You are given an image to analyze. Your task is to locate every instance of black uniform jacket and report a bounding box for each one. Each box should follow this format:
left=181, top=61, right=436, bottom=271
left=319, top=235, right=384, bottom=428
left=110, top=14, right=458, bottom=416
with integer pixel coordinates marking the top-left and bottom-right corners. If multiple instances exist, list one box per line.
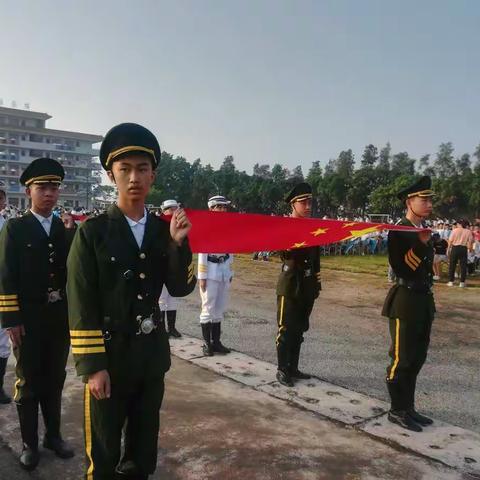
left=0, top=212, right=74, bottom=329
left=382, top=217, right=435, bottom=319
left=67, top=205, right=196, bottom=377
left=276, top=246, right=321, bottom=300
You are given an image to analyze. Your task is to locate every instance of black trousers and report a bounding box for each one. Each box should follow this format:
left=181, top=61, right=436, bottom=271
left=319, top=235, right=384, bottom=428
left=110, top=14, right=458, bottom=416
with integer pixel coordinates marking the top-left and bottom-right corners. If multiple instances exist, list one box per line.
left=84, top=331, right=168, bottom=480
left=276, top=295, right=314, bottom=372
left=13, top=302, right=70, bottom=441
left=386, top=314, right=433, bottom=411
left=449, top=245, right=468, bottom=282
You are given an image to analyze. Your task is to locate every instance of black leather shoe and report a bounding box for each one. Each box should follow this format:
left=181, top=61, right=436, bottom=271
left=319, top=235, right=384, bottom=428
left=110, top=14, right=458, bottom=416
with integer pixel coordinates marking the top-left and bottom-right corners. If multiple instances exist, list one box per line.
left=276, top=370, right=294, bottom=387
left=408, top=409, right=434, bottom=426
left=388, top=410, right=423, bottom=432
left=19, top=445, right=40, bottom=471
left=290, top=369, right=311, bottom=380
left=202, top=343, right=214, bottom=356
left=168, top=328, right=182, bottom=338
left=116, top=460, right=149, bottom=479
left=43, top=437, right=75, bottom=459
left=212, top=342, right=231, bottom=354
left=0, top=387, right=11, bottom=404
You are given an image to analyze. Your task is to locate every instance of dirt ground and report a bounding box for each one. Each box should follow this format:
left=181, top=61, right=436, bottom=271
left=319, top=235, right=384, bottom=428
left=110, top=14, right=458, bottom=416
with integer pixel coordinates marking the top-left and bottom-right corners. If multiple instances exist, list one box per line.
left=176, top=254, right=480, bottom=433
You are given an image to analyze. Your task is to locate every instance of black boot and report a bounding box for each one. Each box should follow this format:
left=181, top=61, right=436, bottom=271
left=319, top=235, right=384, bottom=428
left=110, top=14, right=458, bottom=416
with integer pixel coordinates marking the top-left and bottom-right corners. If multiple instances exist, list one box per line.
left=277, top=343, right=294, bottom=387
left=405, top=376, right=433, bottom=426
left=386, top=381, right=422, bottom=432
left=387, top=410, right=423, bottom=432
left=40, top=392, right=74, bottom=459
left=289, top=341, right=311, bottom=379
left=17, top=400, right=40, bottom=470
left=276, top=370, right=294, bottom=387
left=0, top=357, right=11, bottom=404
left=167, top=311, right=181, bottom=338
left=211, top=323, right=230, bottom=354
left=201, top=323, right=214, bottom=356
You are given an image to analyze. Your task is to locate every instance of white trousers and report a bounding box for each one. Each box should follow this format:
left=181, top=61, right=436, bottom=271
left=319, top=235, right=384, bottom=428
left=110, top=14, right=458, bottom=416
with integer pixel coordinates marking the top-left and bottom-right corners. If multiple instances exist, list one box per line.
left=0, top=328, right=10, bottom=359
left=199, top=279, right=230, bottom=324
left=159, top=286, right=177, bottom=312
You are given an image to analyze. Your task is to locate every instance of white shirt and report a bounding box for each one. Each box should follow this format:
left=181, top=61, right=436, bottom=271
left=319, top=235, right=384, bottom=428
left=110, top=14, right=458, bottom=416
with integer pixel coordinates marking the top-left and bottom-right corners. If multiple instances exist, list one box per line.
left=124, top=208, right=148, bottom=248
left=31, top=210, right=53, bottom=236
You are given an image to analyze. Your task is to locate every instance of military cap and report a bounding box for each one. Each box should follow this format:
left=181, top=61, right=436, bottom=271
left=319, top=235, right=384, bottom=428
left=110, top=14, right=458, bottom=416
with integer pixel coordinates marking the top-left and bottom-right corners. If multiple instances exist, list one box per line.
left=161, top=199, right=179, bottom=211
left=285, top=182, right=313, bottom=204
left=208, top=195, right=231, bottom=209
left=397, top=176, right=435, bottom=201
left=20, top=157, right=64, bottom=187
left=99, top=123, right=161, bottom=171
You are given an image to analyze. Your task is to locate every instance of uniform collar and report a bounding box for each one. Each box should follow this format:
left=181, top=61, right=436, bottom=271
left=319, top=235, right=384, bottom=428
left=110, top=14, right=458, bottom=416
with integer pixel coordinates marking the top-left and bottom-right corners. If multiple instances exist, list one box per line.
left=124, top=208, right=148, bottom=227
left=30, top=209, right=53, bottom=224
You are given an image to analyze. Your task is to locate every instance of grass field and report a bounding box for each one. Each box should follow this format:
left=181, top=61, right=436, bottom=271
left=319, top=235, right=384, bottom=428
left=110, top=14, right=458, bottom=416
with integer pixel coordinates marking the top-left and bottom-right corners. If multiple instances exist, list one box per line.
left=229, top=253, right=480, bottom=287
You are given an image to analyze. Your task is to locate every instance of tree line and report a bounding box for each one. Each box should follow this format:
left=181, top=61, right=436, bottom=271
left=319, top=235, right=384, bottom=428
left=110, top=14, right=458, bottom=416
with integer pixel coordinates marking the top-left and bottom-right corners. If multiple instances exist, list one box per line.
left=145, top=141, right=480, bottom=219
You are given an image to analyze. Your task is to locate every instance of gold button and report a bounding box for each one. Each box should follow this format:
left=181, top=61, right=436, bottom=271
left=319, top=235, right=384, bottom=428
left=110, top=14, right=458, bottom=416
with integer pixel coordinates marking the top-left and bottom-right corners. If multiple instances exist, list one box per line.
left=49, top=258, right=54, bottom=263
left=139, top=253, right=146, bottom=259
left=110, top=257, right=116, bottom=262
left=137, top=294, right=143, bottom=300
left=136, top=315, right=142, bottom=321
left=48, top=243, right=53, bottom=248
left=139, top=273, right=146, bottom=279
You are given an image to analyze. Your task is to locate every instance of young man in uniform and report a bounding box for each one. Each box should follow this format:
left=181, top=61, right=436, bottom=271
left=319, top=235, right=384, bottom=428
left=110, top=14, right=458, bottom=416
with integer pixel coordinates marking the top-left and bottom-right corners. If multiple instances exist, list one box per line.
left=67, top=123, right=196, bottom=480
left=275, top=183, right=321, bottom=387
left=198, top=195, right=233, bottom=356
left=0, top=158, right=75, bottom=470
left=382, top=176, right=435, bottom=432
left=159, top=199, right=182, bottom=338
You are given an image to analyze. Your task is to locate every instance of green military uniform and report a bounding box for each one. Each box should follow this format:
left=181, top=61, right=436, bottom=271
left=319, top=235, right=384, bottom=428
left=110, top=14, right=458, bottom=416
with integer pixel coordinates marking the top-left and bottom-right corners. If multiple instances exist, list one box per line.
left=276, top=183, right=321, bottom=384
left=382, top=176, right=435, bottom=431
left=67, top=123, right=196, bottom=480
left=0, top=158, right=75, bottom=467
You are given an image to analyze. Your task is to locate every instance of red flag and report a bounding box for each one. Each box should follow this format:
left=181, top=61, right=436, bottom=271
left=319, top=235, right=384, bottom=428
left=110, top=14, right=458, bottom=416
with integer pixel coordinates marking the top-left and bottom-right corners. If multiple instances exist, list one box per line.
left=181, top=210, right=423, bottom=254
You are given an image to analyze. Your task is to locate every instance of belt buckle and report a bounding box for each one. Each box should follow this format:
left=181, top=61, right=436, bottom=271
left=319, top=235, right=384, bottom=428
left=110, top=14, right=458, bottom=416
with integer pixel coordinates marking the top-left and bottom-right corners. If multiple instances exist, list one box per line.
left=137, top=315, right=156, bottom=335
left=304, top=268, right=312, bottom=277
left=218, top=257, right=224, bottom=263
left=47, top=289, right=62, bottom=303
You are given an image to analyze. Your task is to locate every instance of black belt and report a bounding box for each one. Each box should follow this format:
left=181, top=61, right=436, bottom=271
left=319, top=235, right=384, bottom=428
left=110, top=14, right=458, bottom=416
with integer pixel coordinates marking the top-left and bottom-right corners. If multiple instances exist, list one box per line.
left=396, top=278, right=432, bottom=294
left=208, top=254, right=230, bottom=264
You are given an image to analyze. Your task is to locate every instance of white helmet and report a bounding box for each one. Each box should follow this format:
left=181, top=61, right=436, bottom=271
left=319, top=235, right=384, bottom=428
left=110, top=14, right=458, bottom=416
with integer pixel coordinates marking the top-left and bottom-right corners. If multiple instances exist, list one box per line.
left=161, top=199, right=179, bottom=211
left=207, top=195, right=231, bottom=209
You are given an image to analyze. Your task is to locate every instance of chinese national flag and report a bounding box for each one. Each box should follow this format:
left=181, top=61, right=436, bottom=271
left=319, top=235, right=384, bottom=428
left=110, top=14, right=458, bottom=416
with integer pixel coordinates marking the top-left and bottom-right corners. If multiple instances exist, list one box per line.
left=183, top=210, right=422, bottom=254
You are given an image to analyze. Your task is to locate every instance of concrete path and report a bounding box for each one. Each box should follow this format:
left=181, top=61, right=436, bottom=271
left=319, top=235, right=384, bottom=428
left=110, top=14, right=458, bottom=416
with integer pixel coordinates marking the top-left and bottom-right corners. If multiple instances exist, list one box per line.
left=0, top=342, right=477, bottom=479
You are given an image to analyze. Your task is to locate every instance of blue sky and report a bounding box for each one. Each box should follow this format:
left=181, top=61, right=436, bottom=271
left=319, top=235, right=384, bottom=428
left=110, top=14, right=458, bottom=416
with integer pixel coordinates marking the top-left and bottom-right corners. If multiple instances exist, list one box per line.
left=1, top=0, right=479, bottom=172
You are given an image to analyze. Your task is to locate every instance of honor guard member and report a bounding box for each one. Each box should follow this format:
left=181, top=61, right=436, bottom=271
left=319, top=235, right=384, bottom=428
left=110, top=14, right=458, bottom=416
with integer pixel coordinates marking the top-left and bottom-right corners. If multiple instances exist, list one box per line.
left=198, top=195, right=233, bottom=356
left=0, top=158, right=75, bottom=470
left=382, top=176, right=435, bottom=432
left=67, top=123, right=196, bottom=480
left=276, top=183, right=321, bottom=387
left=159, top=199, right=182, bottom=338
left=0, top=188, right=11, bottom=404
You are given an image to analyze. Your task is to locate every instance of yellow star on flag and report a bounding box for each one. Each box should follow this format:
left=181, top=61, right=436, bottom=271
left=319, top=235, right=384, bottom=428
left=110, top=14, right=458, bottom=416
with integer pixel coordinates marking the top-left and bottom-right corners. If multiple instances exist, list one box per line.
left=345, top=226, right=380, bottom=240
left=310, top=228, right=328, bottom=237
left=291, top=241, right=307, bottom=248
left=342, top=222, right=357, bottom=227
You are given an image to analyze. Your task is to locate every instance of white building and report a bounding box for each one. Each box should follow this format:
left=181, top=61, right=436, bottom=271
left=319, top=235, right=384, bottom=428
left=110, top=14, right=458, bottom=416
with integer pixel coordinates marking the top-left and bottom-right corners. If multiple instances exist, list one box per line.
left=0, top=105, right=103, bottom=209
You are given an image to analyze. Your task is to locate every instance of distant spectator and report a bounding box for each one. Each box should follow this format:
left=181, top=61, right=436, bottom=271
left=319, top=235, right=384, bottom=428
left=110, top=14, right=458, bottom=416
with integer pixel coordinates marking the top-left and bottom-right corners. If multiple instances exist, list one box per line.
left=447, top=220, right=474, bottom=288
left=432, top=233, right=448, bottom=281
